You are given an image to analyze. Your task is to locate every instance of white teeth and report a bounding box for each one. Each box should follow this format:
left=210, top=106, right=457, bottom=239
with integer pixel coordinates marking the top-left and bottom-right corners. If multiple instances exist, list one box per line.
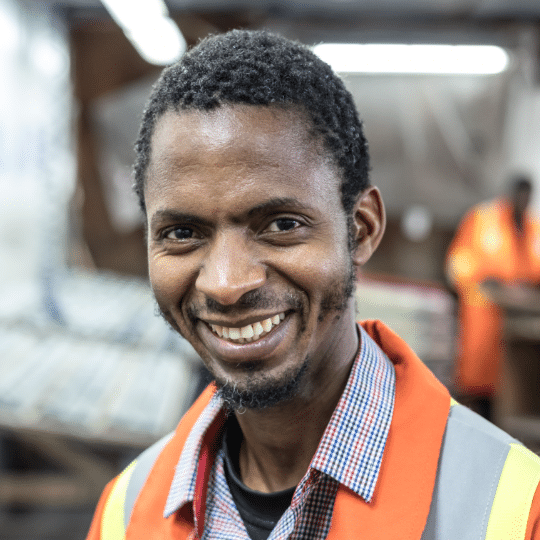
left=261, top=318, right=272, bottom=332
left=253, top=321, right=264, bottom=337
left=228, top=328, right=241, bottom=340
left=208, top=312, right=286, bottom=344
left=241, top=325, right=254, bottom=339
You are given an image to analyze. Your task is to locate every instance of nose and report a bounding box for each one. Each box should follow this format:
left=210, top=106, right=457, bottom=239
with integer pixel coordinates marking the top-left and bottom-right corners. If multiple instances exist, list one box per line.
left=195, top=231, right=266, bottom=305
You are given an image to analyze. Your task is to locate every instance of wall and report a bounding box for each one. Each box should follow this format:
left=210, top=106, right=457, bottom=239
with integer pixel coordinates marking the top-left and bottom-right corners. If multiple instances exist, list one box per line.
left=0, top=0, right=73, bottom=292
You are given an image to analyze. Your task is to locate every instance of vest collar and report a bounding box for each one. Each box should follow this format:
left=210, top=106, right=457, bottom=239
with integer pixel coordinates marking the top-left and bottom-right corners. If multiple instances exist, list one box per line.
left=327, top=320, right=451, bottom=539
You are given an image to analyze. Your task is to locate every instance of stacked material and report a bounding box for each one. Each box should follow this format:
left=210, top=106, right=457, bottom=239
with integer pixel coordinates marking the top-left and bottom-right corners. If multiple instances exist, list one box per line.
left=0, top=271, right=200, bottom=447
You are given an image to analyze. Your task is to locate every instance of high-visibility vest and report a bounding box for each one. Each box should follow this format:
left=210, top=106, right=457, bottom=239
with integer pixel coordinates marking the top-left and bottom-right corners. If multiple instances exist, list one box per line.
left=88, top=321, right=540, bottom=540
left=446, top=198, right=540, bottom=291
left=445, top=198, right=540, bottom=395
left=98, top=401, right=540, bottom=540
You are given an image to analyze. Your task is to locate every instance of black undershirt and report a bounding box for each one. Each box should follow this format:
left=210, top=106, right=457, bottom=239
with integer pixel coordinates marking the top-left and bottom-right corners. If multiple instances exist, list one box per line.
left=222, top=416, right=295, bottom=540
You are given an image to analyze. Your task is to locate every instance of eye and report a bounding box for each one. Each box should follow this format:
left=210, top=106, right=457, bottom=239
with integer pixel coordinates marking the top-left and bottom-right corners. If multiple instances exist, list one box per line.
left=165, top=226, right=195, bottom=240
left=266, top=218, right=300, bottom=232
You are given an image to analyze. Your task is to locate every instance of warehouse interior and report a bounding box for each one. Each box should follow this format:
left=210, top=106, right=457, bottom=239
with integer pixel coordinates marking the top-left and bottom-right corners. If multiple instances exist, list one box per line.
left=2, top=0, right=540, bottom=537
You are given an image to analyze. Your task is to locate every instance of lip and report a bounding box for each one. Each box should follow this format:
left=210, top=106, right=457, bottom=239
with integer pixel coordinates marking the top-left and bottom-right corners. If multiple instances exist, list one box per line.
left=197, top=312, right=295, bottom=364
left=200, top=311, right=286, bottom=328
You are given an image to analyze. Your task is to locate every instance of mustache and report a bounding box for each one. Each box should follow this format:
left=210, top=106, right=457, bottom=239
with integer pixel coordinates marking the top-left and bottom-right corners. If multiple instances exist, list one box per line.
left=187, top=289, right=303, bottom=322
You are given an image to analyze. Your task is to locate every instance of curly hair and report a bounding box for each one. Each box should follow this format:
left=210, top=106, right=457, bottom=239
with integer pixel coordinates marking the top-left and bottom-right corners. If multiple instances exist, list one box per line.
left=134, top=29, right=370, bottom=215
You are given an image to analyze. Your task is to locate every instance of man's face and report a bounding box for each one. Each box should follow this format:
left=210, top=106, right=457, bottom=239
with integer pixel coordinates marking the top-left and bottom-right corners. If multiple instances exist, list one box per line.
left=145, top=105, right=359, bottom=409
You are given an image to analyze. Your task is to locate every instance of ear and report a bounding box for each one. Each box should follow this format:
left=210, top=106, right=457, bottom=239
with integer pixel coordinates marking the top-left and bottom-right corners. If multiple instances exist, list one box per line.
left=351, top=186, right=386, bottom=267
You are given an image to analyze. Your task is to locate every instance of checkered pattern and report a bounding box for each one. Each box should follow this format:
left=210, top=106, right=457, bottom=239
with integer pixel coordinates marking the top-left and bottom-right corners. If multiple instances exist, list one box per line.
left=165, top=393, right=224, bottom=513
left=165, top=324, right=396, bottom=539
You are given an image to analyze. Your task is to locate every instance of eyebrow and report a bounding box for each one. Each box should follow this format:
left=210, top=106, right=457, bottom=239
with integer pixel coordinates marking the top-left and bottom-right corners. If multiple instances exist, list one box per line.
left=150, top=210, right=212, bottom=230
left=247, top=197, right=312, bottom=217
left=150, top=197, right=313, bottom=230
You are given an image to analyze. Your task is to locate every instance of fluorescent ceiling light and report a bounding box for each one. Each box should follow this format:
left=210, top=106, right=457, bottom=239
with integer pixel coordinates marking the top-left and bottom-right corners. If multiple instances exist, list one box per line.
left=313, top=43, right=509, bottom=75
left=101, top=0, right=186, bottom=65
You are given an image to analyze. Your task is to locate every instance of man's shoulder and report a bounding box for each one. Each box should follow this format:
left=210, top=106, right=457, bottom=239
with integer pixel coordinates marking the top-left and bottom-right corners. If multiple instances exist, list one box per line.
left=424, top=402, right=540, bottom=540
left=470, top=197, right=506, bottom=219
left=447, top=401, right=515, bottom=446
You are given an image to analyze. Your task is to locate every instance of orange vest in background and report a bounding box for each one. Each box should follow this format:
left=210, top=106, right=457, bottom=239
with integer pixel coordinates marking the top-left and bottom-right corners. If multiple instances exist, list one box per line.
left=446, top=198, right=540, bottom=396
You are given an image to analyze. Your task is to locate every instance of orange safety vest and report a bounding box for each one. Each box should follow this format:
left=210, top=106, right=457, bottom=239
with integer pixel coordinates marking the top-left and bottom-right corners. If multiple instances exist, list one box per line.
left=446, top=198, right=540, bottom=395
left=87, top=321, right=540, bottom=539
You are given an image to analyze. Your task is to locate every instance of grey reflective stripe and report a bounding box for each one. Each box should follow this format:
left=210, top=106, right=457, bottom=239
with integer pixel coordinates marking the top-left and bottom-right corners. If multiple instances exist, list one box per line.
left=123, top=431, right=175, bottom=530
left=421, top=404, right=516, bottom=540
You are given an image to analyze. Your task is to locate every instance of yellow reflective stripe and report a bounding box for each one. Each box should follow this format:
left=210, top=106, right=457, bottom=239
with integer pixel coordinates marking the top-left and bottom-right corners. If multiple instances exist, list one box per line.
left=101, top=460, right=138, bottom=540
left=485, top=443, right=540, bottom=540
left=450, top=397, right=459, bottom=407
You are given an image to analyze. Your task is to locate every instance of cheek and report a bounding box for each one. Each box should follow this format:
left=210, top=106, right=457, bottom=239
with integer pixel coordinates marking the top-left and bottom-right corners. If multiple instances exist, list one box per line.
left=148, top=255, right=191, bottom=311
left=276, top=244, right=351, bottom=295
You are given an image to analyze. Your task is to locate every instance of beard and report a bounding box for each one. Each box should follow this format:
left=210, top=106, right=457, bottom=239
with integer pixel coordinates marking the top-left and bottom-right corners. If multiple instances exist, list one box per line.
left=215, top=357, right=310, bottom=411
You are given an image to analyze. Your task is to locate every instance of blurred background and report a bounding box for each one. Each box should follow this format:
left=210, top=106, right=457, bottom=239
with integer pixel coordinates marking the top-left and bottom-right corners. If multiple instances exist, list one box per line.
left=2, top=0, right=540, bottom=537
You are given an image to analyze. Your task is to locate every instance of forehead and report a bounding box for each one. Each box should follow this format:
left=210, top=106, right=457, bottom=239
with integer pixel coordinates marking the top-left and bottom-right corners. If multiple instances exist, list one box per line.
left=145, top=105, right=343, bottom=216
left=149, top=105, right=325, bottom=171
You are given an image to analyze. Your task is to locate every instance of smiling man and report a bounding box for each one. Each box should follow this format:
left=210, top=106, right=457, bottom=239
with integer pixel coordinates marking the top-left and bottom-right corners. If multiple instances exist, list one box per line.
left=87, top=30, right=540, bottom=540
left=146, top=104, right=365, bottom=419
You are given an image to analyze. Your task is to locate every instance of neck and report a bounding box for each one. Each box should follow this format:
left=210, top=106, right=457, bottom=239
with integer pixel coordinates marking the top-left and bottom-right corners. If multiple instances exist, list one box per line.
left=234, top=318, right=359, bottom=493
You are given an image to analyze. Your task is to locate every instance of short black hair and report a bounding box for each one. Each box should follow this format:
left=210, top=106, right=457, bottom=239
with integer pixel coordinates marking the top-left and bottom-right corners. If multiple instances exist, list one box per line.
left=134, top=29, right=370, bottom=214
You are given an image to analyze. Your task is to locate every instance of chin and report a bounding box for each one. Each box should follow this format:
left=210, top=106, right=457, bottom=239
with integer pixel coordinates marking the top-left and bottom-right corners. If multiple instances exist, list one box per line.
left=215, top=359, right=309, bottom=411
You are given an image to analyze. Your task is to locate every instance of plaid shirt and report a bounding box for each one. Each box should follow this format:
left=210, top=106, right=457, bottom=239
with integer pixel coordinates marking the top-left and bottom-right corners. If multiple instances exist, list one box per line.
left=164, top=324, right=396, bottom=539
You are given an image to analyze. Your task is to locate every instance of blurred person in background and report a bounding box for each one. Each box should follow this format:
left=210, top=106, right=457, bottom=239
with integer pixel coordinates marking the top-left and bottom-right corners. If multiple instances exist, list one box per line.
left=87, top=32, right=540, bottom=540
left=446, top=176, right=540, bottom=420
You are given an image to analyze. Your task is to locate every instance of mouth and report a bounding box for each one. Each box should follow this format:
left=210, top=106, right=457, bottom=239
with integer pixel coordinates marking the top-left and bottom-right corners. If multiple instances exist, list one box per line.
left=206, top=312, right=286, bottom=344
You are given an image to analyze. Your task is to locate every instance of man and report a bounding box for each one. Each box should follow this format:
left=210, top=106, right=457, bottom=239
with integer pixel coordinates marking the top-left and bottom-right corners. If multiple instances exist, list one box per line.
left=87, top=31, right=540, bottom=539
left=446, top=177, right=540, bottom=419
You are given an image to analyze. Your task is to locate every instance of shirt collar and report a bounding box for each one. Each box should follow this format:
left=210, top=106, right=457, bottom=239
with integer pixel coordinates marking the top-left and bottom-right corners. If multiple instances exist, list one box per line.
left=164, top=323, right=396, bottom=517
left=310, top=324, right=395, bottom=502
left=164, top=393, right=223, bottom=517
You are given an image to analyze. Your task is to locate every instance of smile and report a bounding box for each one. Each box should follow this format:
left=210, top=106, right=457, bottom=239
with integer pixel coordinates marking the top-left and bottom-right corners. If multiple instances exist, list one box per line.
left=208, top=313, right=286, bottom=344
